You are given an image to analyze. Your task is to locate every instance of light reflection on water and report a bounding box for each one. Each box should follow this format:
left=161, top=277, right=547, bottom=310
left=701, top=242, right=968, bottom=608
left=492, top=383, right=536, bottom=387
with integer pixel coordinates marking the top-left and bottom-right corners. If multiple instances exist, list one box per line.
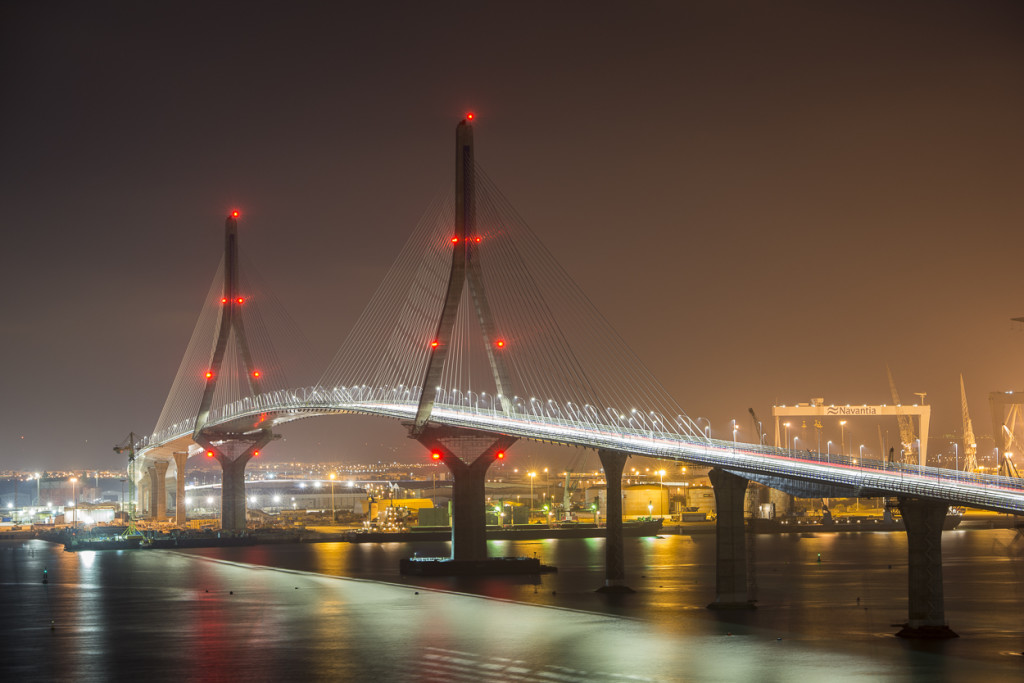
left=0, top=529, right=1021, bottom=680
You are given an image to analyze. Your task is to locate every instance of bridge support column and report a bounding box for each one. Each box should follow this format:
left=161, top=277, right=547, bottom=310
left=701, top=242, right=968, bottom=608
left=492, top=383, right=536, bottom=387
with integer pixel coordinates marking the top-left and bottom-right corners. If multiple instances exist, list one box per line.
left=708, top=468, right=755, bottom=609
left=153, top=461, right=169, bottom=520
left=896, top=497, right=957, bottom=638
left=173, top=452, right=188, bottom=526
left=219, top=455, right=253, bottom=532
left=597, top=449, right=634, bottom=593
left=414, top=425, right=516, bottom=561
left=139, top=474, right=151, bottom=520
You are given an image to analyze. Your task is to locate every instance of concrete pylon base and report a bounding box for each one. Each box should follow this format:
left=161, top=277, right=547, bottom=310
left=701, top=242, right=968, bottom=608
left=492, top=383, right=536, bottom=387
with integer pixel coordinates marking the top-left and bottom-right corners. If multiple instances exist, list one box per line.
left=895, top=624, right=958, bottom=639
left=596, top=580, right=636, bottom=594
left=413, top=424, right=517, bottom=562
left=707, top=597, right=757, bottom=610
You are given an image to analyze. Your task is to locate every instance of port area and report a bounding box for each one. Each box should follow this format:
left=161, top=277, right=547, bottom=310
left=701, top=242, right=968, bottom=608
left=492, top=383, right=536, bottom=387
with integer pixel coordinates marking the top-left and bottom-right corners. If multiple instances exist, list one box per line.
left=399, top=555, right=557, bottom=576
left=38, top=508, right=1019, bottom=553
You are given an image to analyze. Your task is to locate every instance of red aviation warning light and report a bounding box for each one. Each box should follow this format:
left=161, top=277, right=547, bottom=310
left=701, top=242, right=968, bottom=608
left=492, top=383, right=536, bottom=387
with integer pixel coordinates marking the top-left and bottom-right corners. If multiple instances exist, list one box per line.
left=253, top=450, right=260, bottom=457
left=451, top=236, right=459, bottom=244
left=495, top=339, right=505, bottom=349
left=236, top=297, right=245, bottom=304
left=252, top=370, right=261, bottom=379
left=230, top=210, right=240, bottom=218
left=206, top=450, right=215, bottom=458
left=205, top=370, right=214, bottom=379
left=430, top=340, right=439, bottom=349
left=431, top=451, right=443, bottom=461
left=466, top=112, right=475, bottom=121
left=474, top=236, right=481, bottom=243
left=495, top=451, right=505, bottom=460
left=221, top=297, right=228, bottom=304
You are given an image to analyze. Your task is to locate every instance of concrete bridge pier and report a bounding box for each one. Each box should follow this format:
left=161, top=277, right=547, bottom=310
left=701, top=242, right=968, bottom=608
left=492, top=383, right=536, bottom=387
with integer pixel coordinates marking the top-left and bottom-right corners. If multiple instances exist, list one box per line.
left=218, top=452, right=255, bottom=532
left=414, top=425, right=517, bottom=561
left=173, top=451, right=188, bottom=526
left=138, top=475, right=151, bottom=520
left=597, top=448, right=634, bottom=593
left=896, top=497, right=957, bottom=639
left=148, top=461, right=169, bottom=521
left=708, top=467, right=756, bottom=609
left=196, top=432, right=271, bottom=532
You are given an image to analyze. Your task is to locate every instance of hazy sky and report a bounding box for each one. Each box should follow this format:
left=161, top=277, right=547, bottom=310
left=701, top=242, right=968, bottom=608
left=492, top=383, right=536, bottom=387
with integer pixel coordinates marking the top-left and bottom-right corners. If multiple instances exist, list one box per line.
left=3, top=1, right=1023, bottom=471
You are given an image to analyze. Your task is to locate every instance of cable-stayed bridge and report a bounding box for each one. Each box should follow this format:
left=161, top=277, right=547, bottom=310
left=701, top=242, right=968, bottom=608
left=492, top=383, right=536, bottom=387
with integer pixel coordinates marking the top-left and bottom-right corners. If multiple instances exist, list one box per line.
left=133, top=117, right=1022, bottom=637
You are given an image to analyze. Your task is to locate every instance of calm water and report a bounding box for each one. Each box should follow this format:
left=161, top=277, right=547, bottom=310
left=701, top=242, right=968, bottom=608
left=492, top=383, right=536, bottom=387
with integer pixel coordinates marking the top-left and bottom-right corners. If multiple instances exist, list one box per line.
left=1, top=529, right=1022, bottom=681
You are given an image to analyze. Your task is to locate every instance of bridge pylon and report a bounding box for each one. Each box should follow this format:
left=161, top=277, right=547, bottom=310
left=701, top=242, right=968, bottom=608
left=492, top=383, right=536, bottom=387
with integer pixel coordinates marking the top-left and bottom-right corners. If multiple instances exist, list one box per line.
left=406, top=116, right=521, bottom=560
left=192, top=212, right=276, bottom=531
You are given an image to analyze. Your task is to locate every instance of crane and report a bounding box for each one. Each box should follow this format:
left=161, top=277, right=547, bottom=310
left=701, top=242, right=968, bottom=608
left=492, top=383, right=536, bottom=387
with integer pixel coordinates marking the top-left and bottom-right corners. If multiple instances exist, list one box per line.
left=999, top=419, right=1023, bottom=478
left=887, top=365, right=917, bottom=464
left=748, top=408, right=764, bottom=445
left=113, top=432, right=138, bottom=518
left=960, top=375, right=979, bottom=473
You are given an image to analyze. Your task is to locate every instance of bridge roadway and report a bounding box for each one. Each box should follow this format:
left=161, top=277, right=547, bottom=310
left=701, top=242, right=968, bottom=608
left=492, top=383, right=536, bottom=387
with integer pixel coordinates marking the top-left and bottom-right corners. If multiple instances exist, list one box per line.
left=137, top=391, right=1024, bottom=516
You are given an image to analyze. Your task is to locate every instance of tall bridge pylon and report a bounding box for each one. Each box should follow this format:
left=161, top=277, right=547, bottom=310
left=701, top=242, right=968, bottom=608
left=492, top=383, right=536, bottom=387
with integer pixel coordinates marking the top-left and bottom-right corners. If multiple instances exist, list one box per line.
left=409, top=116, right=518, bottom=561
left=191, top=213, right=276, bottom=531
left=412, top=118, right=514, bottom=432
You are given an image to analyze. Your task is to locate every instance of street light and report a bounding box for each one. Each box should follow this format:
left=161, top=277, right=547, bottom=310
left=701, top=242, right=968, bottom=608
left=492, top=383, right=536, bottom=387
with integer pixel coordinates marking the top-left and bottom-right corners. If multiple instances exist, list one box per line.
left=329, top=473, right=336, bottom=524
left=658, top=469, right=666, bottom=518
left=827, top=440, right=832, bottom=463
left=528, top=471, right=536, bottom=514
left=784, top=422, right=791, bottom=454
left=732, top=421, right=739, bottom=452
left=859, top=444, right=864, bottom=460
left=953, top=441, right=959, bottom=472
left=793, top=436, right=799, bottom=454
left=70, top=476, right=78, bottom=528
left=839, top=420, right=847, bottom=457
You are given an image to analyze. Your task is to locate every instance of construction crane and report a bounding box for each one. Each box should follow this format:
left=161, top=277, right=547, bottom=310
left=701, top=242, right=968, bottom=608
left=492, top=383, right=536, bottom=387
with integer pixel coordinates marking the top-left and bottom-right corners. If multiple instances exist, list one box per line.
left=960, top=375, right=979, bottom=472
left=748, top=408, right=764, bottom=445
left=887, top=365, right=917, bottom=464
left=113, top=432, right=138, bottom=518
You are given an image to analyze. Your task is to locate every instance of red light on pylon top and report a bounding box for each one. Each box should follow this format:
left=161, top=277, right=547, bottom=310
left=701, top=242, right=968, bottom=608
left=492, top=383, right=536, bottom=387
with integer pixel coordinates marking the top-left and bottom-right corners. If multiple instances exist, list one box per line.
left=451, top=236, right=459, bottom=244
left=205, top=370, right=214, bottom=379
left=221, top=297, right=228, bottom=304
left=430, top=340, right=439, bottom=349
left=236, top=297, right=245, bottom=304
left=495, top=339, right=505, bottom=348
left=466, top=112, right=475, bottom=121
left=474, top=236, right=481, bottom=243
left=206, top=450, right=214, bottom=458
left=252, top=370, right=261, bottom=379
left=253, top=450, right=260, bottom=457
left=495, top=451, right=505, bottom=460
left=231, top=210, right=240, bottom=218
left=431, top=451, right=443, bottom=461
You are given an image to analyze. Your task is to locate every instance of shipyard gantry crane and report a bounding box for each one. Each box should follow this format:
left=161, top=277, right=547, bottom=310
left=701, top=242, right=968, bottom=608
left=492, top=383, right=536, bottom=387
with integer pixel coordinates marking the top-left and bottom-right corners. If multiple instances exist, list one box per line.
left=887, top=366, right=918, bottom=464
left=960, top=375, right=979, bottom=473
